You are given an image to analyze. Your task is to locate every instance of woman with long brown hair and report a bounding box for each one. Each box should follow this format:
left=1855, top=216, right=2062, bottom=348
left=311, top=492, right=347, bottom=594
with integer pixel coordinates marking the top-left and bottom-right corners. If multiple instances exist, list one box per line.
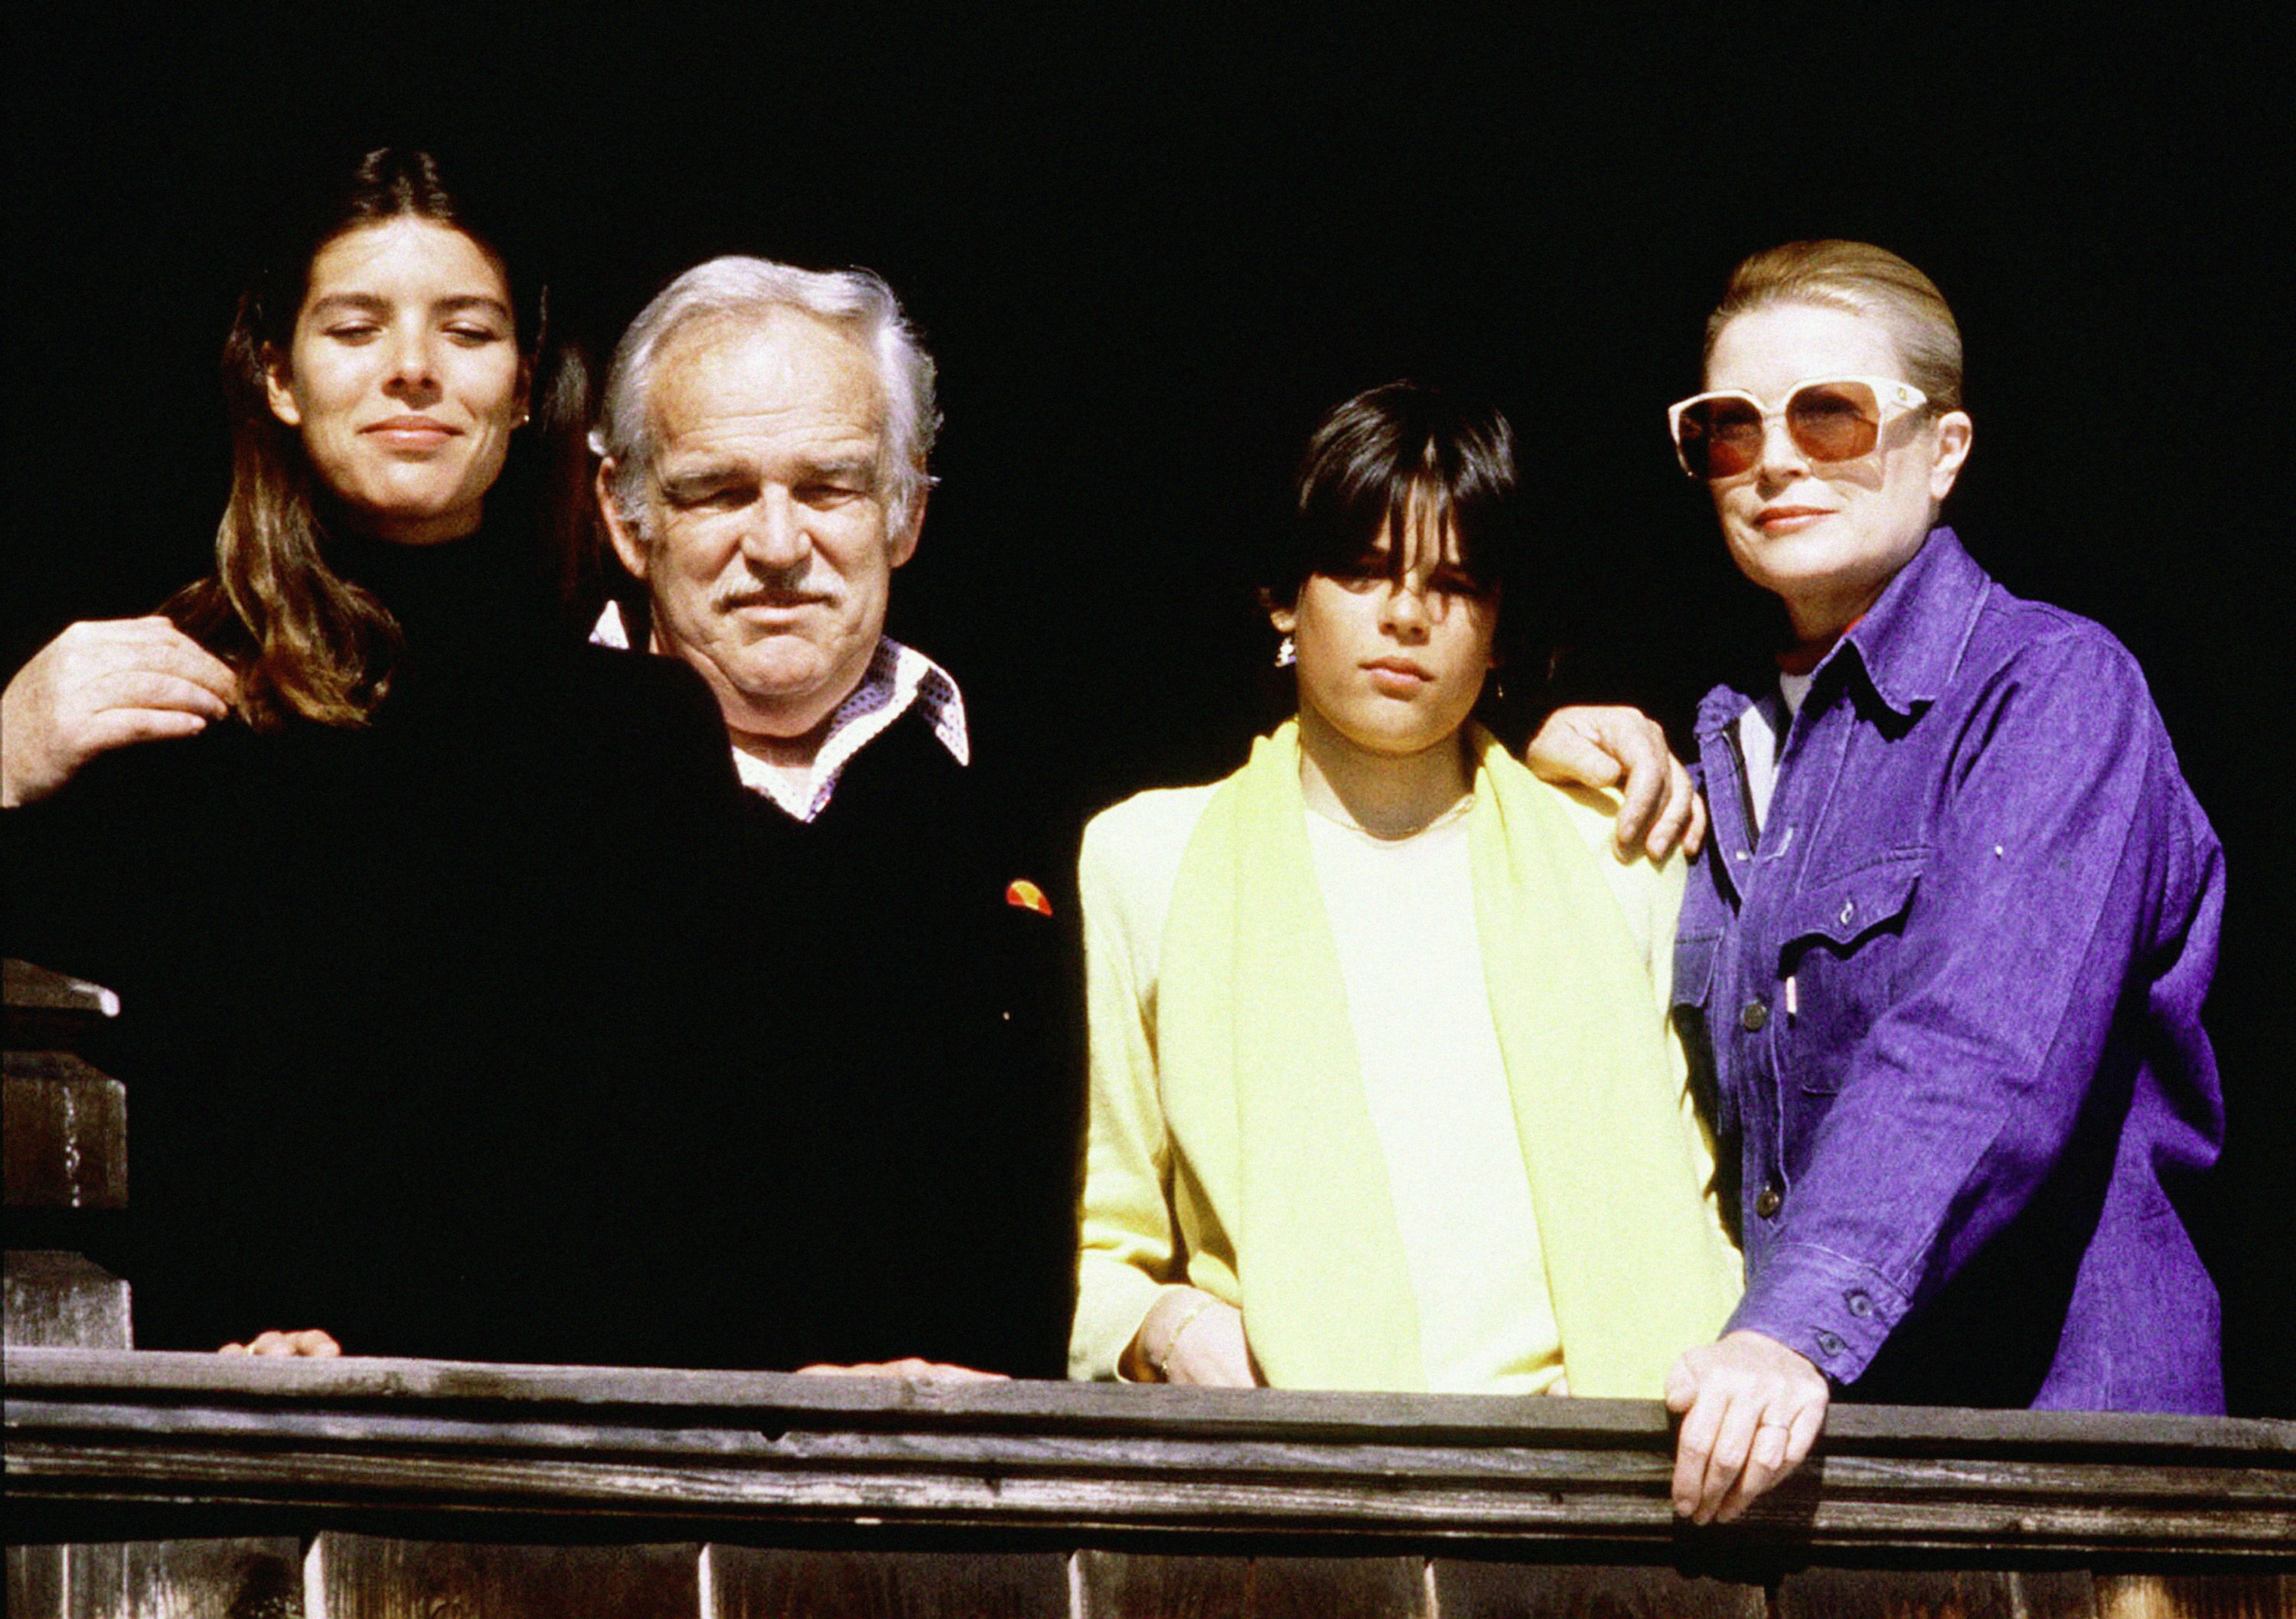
left=1, top=149, right=739, bottom=1363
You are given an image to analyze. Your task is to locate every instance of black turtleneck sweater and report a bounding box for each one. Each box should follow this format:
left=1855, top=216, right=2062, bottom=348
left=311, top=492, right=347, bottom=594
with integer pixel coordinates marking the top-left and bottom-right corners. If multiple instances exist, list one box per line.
left=5, top=530, right=746, bottom=1365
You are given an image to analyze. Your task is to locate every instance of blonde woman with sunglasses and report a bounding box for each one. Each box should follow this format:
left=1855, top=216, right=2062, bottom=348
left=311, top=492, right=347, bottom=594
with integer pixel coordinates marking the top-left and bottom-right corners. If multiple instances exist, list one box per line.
left=1614, top=242, right=2226, bottom=1525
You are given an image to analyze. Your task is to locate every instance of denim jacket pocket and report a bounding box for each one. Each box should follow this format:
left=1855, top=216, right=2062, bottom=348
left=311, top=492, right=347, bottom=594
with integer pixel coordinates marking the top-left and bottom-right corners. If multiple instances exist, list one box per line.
left=1668, top=929, right=1730, bottom=1141
left=1774, top=849, right=1929, bottom=1094
left=1671, top=929, right=1720, bottom=1014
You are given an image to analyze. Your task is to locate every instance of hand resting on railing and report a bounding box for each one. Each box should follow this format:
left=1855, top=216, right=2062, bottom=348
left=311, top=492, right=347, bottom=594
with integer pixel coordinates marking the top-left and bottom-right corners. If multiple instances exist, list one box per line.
left=796, top=1361, right=1007, bottom=1382
left=219, top=1329, right=342, bottom=1358
left=1665, top=1329, right=1828, bottom=1524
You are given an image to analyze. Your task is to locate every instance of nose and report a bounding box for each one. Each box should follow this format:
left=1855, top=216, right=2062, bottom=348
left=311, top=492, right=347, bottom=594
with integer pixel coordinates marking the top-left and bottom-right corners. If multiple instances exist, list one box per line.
left=1752, top=411, right=1808, bottom=483
left=380, top=329, right=442, bottom=405
left=740, top=487, right=812, bottom=574
left=1380, top=580, right=1433, bottom=641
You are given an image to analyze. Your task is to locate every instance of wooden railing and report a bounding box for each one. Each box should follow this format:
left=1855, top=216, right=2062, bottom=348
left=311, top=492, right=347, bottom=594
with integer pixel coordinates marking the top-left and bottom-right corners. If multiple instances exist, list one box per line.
left=7, top=957, right=2291, bottom=1615
left=6, top=1347, right=2291, bottom=1616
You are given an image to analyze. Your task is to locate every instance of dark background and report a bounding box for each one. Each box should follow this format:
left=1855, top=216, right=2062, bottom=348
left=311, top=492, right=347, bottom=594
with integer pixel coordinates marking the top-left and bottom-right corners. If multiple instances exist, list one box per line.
left=8, top=6, right=2287, bottom=1412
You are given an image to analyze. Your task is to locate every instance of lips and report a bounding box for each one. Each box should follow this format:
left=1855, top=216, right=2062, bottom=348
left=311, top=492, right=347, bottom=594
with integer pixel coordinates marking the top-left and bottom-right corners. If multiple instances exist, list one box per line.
left=723, top=592, right=832, bottom=615
left=1754, top=504, right=1836, bottom=532
left=1362, top=657, right=1433, bottom=691
left=361, top=416, right=460, bottom=447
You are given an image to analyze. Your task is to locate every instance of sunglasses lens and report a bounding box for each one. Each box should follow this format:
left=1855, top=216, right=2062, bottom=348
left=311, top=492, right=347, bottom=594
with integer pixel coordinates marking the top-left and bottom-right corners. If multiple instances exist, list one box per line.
left=1676, top=397, right=1763, bottom=479
left=1787, top=381, right=1881, bottom=461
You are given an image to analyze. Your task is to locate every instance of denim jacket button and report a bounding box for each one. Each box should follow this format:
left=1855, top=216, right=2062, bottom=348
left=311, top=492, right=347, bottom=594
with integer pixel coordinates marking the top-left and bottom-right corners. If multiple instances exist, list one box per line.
left=1754, top=1182, right=1782, bottom=1219
left=1740, top=1000, right=1769, bottom=1032
left=1815, top=1330, right=1844, bottom=1356
left=1838, top=898, right=1856, bottom=926
left=1847, top=1291, right=1874, bottom=1317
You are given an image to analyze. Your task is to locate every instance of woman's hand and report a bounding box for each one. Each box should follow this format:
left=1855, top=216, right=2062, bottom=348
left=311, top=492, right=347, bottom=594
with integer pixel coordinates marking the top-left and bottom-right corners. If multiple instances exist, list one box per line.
left=795, top=1360, right=1008, bottom=1382
left=1664, top=1330, right=1828, bottom=1523
left=2, top=619, right=238, bottom=807
left=220, top=1329, right=341, bottom=1357
left=1126, top=1288, right=1261, bottom=1387
left=1525, top=705, right=1705, bottom=863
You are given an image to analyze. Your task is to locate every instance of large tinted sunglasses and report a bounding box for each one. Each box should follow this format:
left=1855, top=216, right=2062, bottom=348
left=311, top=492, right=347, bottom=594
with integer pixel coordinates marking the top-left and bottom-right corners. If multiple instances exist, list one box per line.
left=1667, top=375, right=1929, bottom=481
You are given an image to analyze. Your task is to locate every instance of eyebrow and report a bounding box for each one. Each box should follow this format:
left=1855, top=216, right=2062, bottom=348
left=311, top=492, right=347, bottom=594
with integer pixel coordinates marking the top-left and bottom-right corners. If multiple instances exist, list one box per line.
left=305, top=292, right=514, bottom=321
left=656, top=461, right=755, bottom=495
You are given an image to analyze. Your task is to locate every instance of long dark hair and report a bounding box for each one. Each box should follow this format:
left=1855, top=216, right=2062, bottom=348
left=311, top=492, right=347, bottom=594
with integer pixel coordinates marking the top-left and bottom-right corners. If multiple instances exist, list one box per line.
left=168, top=148, right=592, bottom=728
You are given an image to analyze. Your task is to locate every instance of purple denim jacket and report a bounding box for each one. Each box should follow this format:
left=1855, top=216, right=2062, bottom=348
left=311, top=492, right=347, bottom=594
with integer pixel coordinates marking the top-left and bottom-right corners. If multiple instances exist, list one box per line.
left=1673, top=529, right=2225, bottom=1412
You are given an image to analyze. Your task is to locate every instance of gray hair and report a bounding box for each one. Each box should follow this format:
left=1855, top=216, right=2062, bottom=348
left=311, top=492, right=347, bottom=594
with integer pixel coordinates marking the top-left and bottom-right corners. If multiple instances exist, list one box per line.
left=593, top=256, right=941, bottom=537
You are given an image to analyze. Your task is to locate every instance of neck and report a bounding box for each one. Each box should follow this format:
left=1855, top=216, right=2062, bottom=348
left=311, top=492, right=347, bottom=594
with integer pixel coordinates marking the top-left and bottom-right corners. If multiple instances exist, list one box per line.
left=345, top=504, right=487, bottom=549
left=1783, top=591, right=1873, bottom=647
left=726, top=720, right=831, bottom=772
left=1295, top=706, right=1473, bottom=840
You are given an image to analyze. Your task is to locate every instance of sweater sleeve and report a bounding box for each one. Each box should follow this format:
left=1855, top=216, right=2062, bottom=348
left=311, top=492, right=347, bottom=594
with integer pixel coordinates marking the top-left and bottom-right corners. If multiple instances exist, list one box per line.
left=1547, top=782, right=1728, bottom=1219
left=1068, top=791, right=1208, bottom=1380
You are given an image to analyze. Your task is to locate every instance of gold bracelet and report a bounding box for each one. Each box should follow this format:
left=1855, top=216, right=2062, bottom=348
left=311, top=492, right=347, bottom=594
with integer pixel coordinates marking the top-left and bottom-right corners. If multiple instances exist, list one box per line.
left=1153, top=1294, right=1221, bottom=1382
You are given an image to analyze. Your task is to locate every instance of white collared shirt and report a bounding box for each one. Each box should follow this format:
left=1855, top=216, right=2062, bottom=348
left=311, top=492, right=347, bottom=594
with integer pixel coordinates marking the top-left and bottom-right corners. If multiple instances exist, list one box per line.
left=591, top=601, right=969, bottom=822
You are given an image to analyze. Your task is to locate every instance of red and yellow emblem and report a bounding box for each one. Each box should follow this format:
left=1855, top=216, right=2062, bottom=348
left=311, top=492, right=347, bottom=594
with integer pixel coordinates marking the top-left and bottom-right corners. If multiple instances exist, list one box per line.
left=1005, top=878, right=1052, bottom=916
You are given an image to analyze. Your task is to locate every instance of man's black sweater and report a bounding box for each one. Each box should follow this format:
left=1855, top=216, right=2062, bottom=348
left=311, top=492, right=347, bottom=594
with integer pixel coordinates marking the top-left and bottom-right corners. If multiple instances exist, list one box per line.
left=683, top=705, right=1084, bottom=1379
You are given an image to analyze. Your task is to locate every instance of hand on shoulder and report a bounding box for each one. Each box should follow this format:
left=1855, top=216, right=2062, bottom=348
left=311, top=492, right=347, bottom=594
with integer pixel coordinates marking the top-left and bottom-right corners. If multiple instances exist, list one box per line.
left=1525, top=706, right=1705, bottom=863
left=2, top=619, right=237, bottom=807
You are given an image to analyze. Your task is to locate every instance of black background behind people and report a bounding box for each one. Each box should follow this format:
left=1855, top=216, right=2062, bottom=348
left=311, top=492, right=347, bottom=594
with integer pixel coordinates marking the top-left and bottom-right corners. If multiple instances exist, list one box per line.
left=8, top=8, right=2285, bottom=1413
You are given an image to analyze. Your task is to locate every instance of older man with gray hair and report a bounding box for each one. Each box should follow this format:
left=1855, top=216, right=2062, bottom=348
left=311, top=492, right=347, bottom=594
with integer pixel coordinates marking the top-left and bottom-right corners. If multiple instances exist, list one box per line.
left=588, top=258, right=1078, bottom=1379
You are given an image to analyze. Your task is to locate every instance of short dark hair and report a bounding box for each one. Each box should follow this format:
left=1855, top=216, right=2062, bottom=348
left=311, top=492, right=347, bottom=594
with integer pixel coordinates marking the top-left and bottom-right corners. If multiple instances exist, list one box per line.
left=1265, top=382, right=1522, bottom=606
left=1261, top=381, right=1534, bottom=697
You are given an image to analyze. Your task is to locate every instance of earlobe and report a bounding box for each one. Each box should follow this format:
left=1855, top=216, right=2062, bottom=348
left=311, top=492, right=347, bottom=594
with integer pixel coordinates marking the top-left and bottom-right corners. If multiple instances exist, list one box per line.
left=1929, top=411, right=1974, bottom=501
left=888, top=481, right=928, bottom=570
left=262, top=348, right=301, bottom=429
left=596, top=461, right=650, bottom=580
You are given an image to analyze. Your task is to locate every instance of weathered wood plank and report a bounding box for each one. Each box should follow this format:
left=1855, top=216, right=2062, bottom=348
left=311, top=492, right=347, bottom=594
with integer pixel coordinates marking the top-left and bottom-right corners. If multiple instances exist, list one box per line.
left=1431, top=1558, right=1768, bottom=1617
left=712, top=1545, right=1069, bottom=1618
left=10, top=1540, right=305, bottom=1619
left=6, top=1350, right=2291, bottom=1560
left=2, top=961, right=120, bottom=1055
left=311, top=1532, right=696, bottom=1619
left=129, top=1539, right=304, bottom=1619
left=7, top=1348, right=2287, bottom=1463
left=7, top=1546, right=67, bottom=1618
left=1776, top=1565, right=2101, bottom=1617
left=1075, top=1550, right=1425, bottom=1619
left=2094, top=1572, right=2296, bottom=1617
left=5, top=1053, right=128, bottom=1209
left=4, top=1254, right=130, bottom=1348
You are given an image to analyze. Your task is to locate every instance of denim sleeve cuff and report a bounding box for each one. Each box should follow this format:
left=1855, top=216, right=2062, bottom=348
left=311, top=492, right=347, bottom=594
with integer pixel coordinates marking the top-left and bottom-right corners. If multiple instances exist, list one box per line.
left=1724, top=1241, right=1910, bottom=1384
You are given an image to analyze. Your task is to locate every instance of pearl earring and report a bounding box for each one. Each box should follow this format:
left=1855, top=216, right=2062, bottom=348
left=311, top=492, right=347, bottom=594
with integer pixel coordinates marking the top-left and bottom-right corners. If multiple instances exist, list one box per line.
left=1275, top=635, right=1296, bottom=668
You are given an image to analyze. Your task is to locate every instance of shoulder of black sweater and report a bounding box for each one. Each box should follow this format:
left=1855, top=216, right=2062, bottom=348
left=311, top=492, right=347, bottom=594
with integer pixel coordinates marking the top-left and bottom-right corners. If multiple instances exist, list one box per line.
left=559, top=640, right=742, bottom=792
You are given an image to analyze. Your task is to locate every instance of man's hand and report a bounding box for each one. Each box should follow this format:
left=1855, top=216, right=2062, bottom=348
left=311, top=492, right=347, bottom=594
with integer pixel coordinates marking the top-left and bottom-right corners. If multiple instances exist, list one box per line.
left=794, top=1360, right=1008, bottom=1382
left=2, top=619, right=238, bottom=807
left=220, top=1329, right=341, bottom=1357
left=1664, top=1330, right=1828, bottom=1523
left=1525, top=705, right=1705, bottom=863
left=1124, top=1288, right=1260, bottom=1387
